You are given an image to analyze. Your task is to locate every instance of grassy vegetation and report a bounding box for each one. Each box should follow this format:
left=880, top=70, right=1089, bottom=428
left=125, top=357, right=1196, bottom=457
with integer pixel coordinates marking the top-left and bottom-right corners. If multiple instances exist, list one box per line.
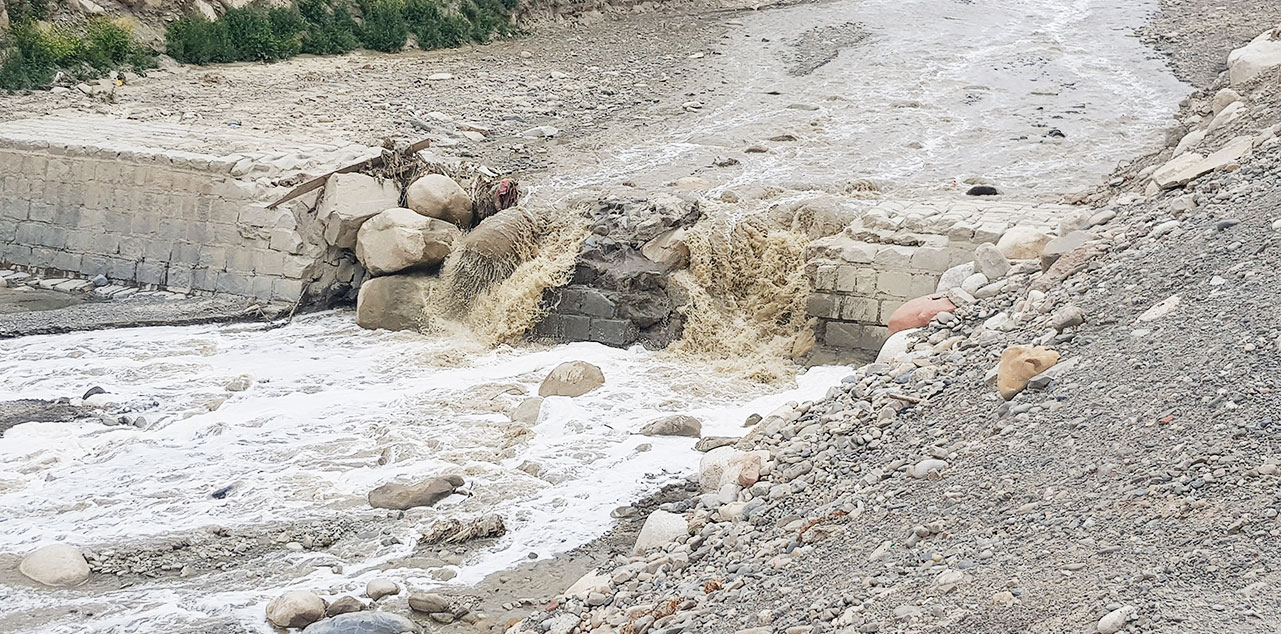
left=0, top=2, right=157, bottom=91
left=165, top=0, right=519, bottom=65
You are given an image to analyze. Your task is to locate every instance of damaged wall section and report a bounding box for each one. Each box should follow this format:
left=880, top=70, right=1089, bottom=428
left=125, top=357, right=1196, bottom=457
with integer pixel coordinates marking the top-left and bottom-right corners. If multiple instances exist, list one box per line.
left=0, top=116, right=380, bottom=303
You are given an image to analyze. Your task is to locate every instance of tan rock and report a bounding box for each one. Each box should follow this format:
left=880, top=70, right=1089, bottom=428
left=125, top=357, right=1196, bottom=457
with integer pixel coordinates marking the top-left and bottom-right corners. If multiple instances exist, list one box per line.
left=406, top=174, right=474, bottom=229
left=996, top=225, right=1052, bottom=259
left=538, top=361, right=605, bottom=397
left=1227, top=26, right=1281, bottom=87
left=319, top=173, right=401, bottom=249
left=641, top=228, right=691, bottom=269
left=265, top=590, right=326, bottom=628
left=355, top=273, right=436, bottom=332
left=997, top=345, right=1060, bottom=400
left=355, top=207, right=461, bottom=276
left=19, top=544, right=90, bottom=587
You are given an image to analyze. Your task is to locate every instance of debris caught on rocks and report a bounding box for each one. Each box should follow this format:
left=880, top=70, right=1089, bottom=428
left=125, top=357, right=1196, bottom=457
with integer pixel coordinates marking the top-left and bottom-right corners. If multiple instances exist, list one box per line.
left=420, top=514, right=507, bottom=544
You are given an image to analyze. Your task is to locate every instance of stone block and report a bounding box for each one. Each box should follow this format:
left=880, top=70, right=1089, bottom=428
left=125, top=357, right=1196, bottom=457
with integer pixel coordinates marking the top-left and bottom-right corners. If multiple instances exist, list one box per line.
left=107, top=257, right=137, bottom=281
left=250, top=275, right=276, bottom=300
left=2, top=244, right=33, bottom=266
left=143, top=239, right=173, bottom=261
left=814, top=264, right=837, bottom=290
left=872, top=245, right=914, bottom=269
left=254, top=250, right=286, bottom=276
left=839, top=296, right=878, bottom=322
left=15, top=222, right=41, bottom=244
left=166, top=265, right=194, bottom=292
left=561, top=314, right=591, bottom=341
left=910, top=246, right=951, bottom=273
left=806, top=293, right=840, bottom=320
left=52, top=251, right=81, bottom=272
left=269, top=229, right=304, bottom=254
left=79, top=255, right=109, bottom=277
left=823, top=321, right=863, bottom=349
left=215, top=270, right=252, bottom=295
left=272, top=278, right=306, bottom=302
left=909, top=273, right=938, bottom=297
left=973, top=222, right=1008, bottom=244
left=28, top=202, right=56, bottom=223
left=835, top=265, right=874, bottom=293
left=170, top=242, right=201, bottom=266
left=137, top=261, right=168, bottom=286
left=563, top=287, right=616, bottom=318
left=590, top=318, right=639, bottom=347
left=130, top=213, right=160, bottom=235
left=0, top=220, right=15, bottom=242
left=857, top=324, right=889, bottom=350
left=880, top=299, right=906, bottom=323
left=876, top=270, right=913, bottom=296
left=0, top=199, right=29, bottom=222
left=281, top=255, right=311, bottom=279
left=239, top=205, right=291, bottom=228
left=117, top=236, right=145, bottom=259
left=318, top=172, right=401, bottom=249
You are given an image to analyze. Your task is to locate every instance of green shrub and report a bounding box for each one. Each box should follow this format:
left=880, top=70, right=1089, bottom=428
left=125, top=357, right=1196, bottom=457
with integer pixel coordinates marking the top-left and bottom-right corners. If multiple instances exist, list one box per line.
left=0, top=17, right=156, bottom=91
left=358, top=0, right=408, bottom=53
left=165, top=0, right=519, bottom=66
left=298, top=0, right=360, bottom=55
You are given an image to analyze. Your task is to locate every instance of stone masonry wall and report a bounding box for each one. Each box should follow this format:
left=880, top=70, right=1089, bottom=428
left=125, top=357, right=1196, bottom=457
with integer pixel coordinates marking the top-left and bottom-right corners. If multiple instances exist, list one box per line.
left=805, top=196, right=1071, bottom=354
left=0, top=116, right=380, bottom=303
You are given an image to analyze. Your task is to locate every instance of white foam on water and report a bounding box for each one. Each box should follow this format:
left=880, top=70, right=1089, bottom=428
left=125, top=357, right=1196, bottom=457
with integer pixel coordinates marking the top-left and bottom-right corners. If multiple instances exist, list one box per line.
left=0, top=312, right=847, bottom=632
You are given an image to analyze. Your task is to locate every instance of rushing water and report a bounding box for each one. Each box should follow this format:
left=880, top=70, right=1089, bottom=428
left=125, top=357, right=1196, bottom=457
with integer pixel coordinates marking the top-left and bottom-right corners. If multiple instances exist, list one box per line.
left=0, top=0, right=1192, bottom=631
left=543, top=0, right=1189, bottom=196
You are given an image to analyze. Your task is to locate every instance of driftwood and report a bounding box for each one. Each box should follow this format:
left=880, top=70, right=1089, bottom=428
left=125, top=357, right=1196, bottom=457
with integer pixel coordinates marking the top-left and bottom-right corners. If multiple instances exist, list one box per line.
left=266, top=138, right=432, bottom=209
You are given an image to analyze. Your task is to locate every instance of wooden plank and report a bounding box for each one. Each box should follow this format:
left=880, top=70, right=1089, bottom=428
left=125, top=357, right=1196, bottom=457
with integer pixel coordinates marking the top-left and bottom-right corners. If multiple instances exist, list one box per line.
left=266, top=139, right=432, bottom=209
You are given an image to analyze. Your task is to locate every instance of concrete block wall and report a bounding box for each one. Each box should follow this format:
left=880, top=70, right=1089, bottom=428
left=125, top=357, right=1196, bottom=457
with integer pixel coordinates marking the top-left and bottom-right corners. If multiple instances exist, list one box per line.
left=533, top=285, right=642, bottom=346
left=0, top=116, right=380, bottom=303
left=805, top=196, right=1070, bottom=354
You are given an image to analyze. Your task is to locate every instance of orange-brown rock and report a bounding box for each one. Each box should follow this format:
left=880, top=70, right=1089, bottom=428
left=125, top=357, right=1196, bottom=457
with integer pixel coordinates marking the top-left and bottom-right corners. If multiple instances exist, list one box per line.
left=997, top=345, right=1060, bottom=400
left=888, top=294, right=957, bottom=334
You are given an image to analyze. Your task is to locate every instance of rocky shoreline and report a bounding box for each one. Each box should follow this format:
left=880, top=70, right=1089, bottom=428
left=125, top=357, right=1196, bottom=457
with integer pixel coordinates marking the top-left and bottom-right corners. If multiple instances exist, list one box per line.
left=493, top=14, right=1281, bottom=634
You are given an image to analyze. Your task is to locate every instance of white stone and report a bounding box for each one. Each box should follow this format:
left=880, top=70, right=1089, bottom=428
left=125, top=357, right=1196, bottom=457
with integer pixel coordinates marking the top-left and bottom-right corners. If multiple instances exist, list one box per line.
left=699, top=446, right=769, bottom=491
left=319, top=173, right=401, bottom=249
left=973, top=243, right=1010, bottom=280
left=1153, top=136, right=1254, bottom=188
left=265, top=590, right=326, bottom=628
left=960, top=272, right=988, bottom=294
left=511, top=397, right=543, bottom=424
left=563, top=568, right=611, bottom=600
left=1137, top=295, right=1180, bottom=322
left=1227, top=26, right=1281, bottom=87
left=996, top=225, right=1052, bottom=259
left=19, top=544, right=91, bottom=587
left=876, top=328, right=920, bottom=364
left=1097, top=606, right=1135, bottom=634
left=908, top=458, right=948, bottom=479
left=356, top=207, right=461, bottom=276
left=633, top=510, right=688, bottom=554
left=355, top=273, right=435, bottom=332
left=405, top=174, right=474, bottom=228
left=934, top=262, right=973, bottom=293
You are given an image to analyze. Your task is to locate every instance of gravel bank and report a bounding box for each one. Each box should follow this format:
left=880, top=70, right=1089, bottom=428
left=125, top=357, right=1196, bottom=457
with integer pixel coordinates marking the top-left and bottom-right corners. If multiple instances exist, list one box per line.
left=507, top=12, right=1281, bottom=634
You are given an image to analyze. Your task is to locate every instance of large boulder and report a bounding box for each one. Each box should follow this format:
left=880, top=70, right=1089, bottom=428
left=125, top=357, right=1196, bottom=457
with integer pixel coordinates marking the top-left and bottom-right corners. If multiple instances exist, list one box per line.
left=368, top=475, right=464, bottom=510
left=406, top=174, right=474, bottom=229
left=19, top=544, right=90, bottom=587
left=319, top=173, right=402, bottom=249
left=887, top=294, right=956, bottom=334
left=355, top=273, right=436, bottom=332
left=632, top=510, right=688, bottom=554
left=997, top=345, right=1060, bottom=400
left=356, top=208, right=461, bottom=276
left=266, top=590, right=327, bottom=629
left=1153, top=136, right=1255, bottom=189
left=538, top=361, right=605, bottom=397
left=302, top=611, right=420, bottom=634
left=996, top=226, right=1052, bottom=260
left=640, top=415, right=702, bottom=437
left=640, top=228, right=691, bottom=269
left=1227, top=26, right=1281, bottom=87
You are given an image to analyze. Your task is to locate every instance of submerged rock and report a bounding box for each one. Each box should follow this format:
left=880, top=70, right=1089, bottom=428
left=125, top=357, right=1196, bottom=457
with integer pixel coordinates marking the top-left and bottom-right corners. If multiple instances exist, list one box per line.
left=368, top=475, right=464, bottom=510
left=19, top=543, right=90, bottom=587
left=640, top=414, right=702, bottom=437
left=538, top=361, right=605, bottom=397
left=301, top=611, right=420, bottom=634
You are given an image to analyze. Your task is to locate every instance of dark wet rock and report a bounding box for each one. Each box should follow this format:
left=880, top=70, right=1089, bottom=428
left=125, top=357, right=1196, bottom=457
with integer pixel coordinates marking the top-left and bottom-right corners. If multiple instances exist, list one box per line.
left=966, top=185, right=1001, bottom=196
left=82, top=386, right=106, bottom=399
left=0, top=399, right=87, bottom=436
left=534, top=194, right=702, bottom=348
